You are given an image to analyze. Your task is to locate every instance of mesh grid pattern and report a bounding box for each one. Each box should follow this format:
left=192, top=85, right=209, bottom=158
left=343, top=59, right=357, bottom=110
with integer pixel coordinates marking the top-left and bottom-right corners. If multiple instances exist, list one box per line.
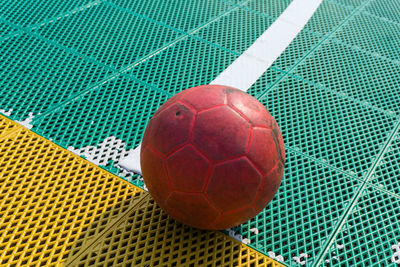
left=109, top=0, right=232, bottom=32
left=331, top=0, right=367, bottom=8
left=0, top=117, right=20, bottom=138
left=0, top=0, right=92, bottom=26
left=271, top=31, right=324, bottom=72
left=259, top=75, right=398, bottom=177
left=364, top=0, right=400, bottom=23
left=247, top=67, right=286, bottom=97
left=225, top=0, right=249, bottom=4
left=0, top=33, right=112, bottom=120
left=294, top=40, right=400, bottom=115
left=244, top=0, right=293, bottom=19
left=303, top=1, right=353, bottom=36
left=128, top=37, right=237, bottom=95
left=334, top=13, right=400, bottom=62
left=0, top=115, right=144, bottom=266
left=68, top=194, right=282, bottom=267
left=35, top=3, right=181, bottom=70
left=322, top=187, right=400, bottom=266
left=195, top=8, right=274, bottom=54
left=234, top=150, right=362, bottom=266
left=33, top=75, right=170, bottom=178
left=370, top=133, right=400, bottom=195
left=0, top=22, right=18, bottom=38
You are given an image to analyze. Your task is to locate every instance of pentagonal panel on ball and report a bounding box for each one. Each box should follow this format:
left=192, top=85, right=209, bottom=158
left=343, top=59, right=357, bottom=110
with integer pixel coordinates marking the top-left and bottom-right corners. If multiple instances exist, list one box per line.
left=206, top=157, right=261, bottom=211
left=182, top=85, right=227, bottom=111
left=165, top=192, right=219, bottom=229
left=247, top=127, right=279, bottom=176
left=141, top=146, right=172, bottom=205
left=148, top=102, right=195, bottom=155
left=166, top=144, right=210, bottom=192
left=254, top=161, right=284, bottom=213
left=193, top=106, right=250, bottom=162
left=226, top=89, right=272, bottom=127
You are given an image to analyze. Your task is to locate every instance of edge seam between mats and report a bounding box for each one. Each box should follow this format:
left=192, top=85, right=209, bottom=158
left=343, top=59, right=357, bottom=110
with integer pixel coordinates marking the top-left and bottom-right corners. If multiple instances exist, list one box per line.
left=0, top=122, right=22, bottom=141
left=0, top=1, right=251, bottom=120
left=286, top=147, right=400, bottom=202
left=0, top=0, right=101, bottom=42
left=102, top=0, right=241, bottom=56
left=255, top=0, right=372, bottom=101
left=313, top=117, right=400, bottom=266
left=65, top=194, right=151, bottom=266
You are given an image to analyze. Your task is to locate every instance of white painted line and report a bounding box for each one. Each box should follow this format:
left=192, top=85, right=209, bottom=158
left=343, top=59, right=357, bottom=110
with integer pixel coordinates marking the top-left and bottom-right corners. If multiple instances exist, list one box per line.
left=392, top=243, right=400, bottom=264
left=210, top=0, right=322, bottom=91
left=119, top=0, right=322, bottom=174
left=118, top=144, right=142, bottom=174
left=16, top=112, right=35, bottom=129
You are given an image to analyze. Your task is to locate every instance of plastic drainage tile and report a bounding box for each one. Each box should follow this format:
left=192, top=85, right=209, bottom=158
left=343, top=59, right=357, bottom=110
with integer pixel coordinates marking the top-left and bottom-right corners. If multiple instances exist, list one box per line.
left=32, top=75, right=170, bottom=181
left=333, top=13, right=400, bottom=62
left=303, top=1, right=354, bottom=36
left=321, top=186, right=400, bottom=266
left=369, top=131, right=400, bottom=196
left=331, top=0, right=368, bottom=8
left=32, top=74, right=169, bottom=149
left=364, top=0, right=400, bottom=24
left=127, top=37, right=237, bottom=95
left=247, top=68, right=287, bottom=97
left=258, top=75, right=398, bottom=178
left=0, top=22, right=18, bottom=38
left=232, top=150, right=362, bottom=266
left=35, top=2, right=181, bottom=70
left=243, top=0, right=293, bottom=19
left=294, top=40, right=400, bottom=116
left=270, top=30, right=325, bottom=72
left=222, top=0, right=249, bottom=4
left=0, top=115, right=145, bottom=266
left=67, top=194, right=282, bottom=267
left=195, top=7, right=274, bottom=54
left=0, top=33, right=113, bottom=121
left=109, top=0, right=232, bottom=32
left=0, top=118, right=21, bottom=137
left=0, top=0, right=93, bottom=27
left=0, top=115, right=282, bottom=267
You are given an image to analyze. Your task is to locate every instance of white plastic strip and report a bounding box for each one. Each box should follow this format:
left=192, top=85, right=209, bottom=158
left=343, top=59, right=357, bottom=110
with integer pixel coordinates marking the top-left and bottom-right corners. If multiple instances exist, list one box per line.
left=118, top=144, right=142, bottom=174
left=210, top=0, right=322, bottom=91
left=119, top=0, right=322, bottom=174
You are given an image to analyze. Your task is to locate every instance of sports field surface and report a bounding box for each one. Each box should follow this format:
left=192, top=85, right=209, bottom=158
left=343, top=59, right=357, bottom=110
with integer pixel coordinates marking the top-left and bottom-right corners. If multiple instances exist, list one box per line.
left=1, top=0, right=399, bottom=266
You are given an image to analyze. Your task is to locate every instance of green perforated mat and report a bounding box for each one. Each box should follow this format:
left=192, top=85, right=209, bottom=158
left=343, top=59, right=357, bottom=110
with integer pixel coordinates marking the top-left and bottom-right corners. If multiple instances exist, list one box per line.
left=195, top=8, right=275, bottom=54
left=35, top=2, right=182, bottom=69
left=321, top=186, right=400, bottom=266
left=1, top=0, right=400, bottom=266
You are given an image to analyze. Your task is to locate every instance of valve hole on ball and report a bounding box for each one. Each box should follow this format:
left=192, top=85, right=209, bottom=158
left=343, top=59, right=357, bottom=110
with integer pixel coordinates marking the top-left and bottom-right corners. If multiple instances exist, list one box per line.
left=176, top=111, right=181, bottom=116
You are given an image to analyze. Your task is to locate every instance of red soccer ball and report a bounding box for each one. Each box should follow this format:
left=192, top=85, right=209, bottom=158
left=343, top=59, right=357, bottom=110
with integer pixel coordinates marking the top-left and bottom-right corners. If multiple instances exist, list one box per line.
left=141, top=85, right=285, bottom=230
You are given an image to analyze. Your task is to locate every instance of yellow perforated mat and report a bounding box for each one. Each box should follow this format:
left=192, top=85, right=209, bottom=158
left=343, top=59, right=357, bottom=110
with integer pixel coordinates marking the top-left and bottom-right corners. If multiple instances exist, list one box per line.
left=0, top=115, right=281, bottom=267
